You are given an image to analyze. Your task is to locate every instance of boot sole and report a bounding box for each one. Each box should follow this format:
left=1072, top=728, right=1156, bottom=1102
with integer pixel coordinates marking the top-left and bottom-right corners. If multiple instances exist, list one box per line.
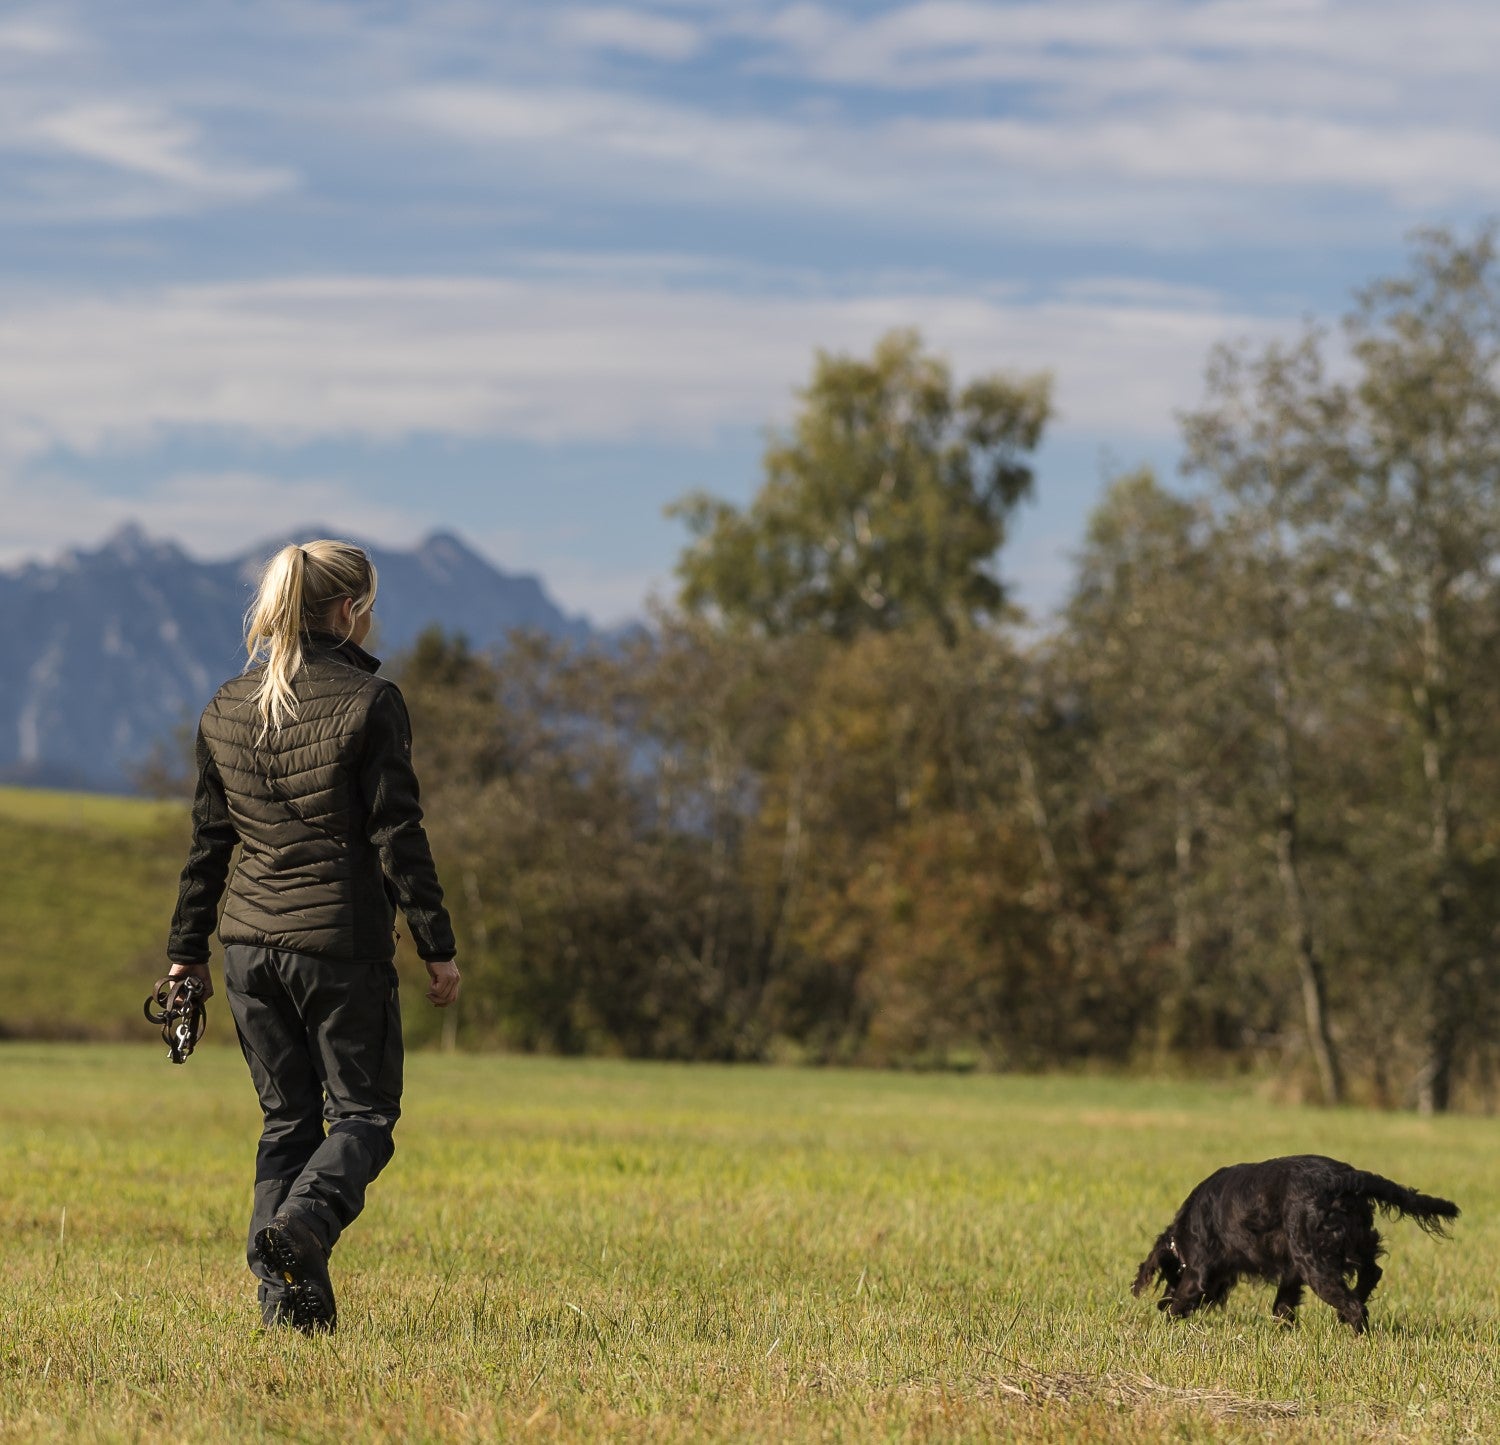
left=254, top=1224, right=336, bottom=1334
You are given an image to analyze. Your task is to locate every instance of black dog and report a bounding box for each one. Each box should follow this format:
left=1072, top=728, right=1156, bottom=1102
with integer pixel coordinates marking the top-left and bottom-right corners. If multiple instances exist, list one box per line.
left=1133, top=1155, right=1458, bottom=1333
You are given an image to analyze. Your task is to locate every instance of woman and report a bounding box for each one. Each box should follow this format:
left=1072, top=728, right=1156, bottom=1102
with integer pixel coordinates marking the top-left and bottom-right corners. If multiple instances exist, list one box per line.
left=165, top=538, right=461, bottom=1334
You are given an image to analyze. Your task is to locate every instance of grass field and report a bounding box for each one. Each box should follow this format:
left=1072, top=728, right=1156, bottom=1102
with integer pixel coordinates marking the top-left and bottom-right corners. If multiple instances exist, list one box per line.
left=1, top=1045, right=1495, bottom=1442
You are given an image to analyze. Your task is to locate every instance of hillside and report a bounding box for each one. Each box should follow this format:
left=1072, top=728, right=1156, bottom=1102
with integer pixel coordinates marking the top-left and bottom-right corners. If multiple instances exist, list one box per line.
left=0, top=787, right=440, bottom=1045
left=0, top=787, right=188, bottom=1038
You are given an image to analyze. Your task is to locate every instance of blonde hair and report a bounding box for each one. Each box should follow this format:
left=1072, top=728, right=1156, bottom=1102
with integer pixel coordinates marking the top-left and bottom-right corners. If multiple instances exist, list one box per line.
left=244, top=539, right=378, bottom=732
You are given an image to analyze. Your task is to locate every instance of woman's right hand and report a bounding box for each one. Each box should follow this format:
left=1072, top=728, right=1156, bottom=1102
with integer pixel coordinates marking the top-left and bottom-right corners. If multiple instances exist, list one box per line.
left=167, top=961, right=214, bottom=1001
left=424, top=959, right=461, bottom=1007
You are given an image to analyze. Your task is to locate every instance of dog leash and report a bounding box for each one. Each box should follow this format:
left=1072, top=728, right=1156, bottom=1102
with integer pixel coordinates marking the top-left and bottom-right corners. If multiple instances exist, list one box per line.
left=143, top=975, right=208, bottom=1064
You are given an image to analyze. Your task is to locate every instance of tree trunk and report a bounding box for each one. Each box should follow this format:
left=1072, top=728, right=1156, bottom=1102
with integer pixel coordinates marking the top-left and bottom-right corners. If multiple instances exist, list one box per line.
left=764, top=755, right=807, bottom=989
left=701, top=731, right=730, bottom=983
left=1267, top=636, right=1342, bottom=1104
left=1414, top=587, right=1459, bottom=1115
left=1164, top=782, right=1199, bottom=1050
left=1014, top=727, right=1104, bottom=1007
left=1272, top=779, right=1341, bottom=1104
left=450, top=869, right=489, bottom=1053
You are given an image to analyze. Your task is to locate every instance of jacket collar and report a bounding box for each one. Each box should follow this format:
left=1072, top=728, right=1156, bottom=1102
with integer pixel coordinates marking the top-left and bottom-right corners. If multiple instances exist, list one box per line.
left=303, top=630, right=382, bottom=674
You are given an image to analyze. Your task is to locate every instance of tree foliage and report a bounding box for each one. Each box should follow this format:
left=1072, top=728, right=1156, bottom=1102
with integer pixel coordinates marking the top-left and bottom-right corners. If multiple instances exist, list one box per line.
left=392, top=237, right=1500, bottom=1111
left=670, top=329, right=1050, bottom=642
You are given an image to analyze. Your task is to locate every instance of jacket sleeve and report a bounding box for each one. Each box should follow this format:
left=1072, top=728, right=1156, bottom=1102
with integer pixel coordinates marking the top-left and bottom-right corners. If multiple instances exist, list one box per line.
left=166, top=725, right=240, bottom=965
left=358, top=684, right=457, bottom=962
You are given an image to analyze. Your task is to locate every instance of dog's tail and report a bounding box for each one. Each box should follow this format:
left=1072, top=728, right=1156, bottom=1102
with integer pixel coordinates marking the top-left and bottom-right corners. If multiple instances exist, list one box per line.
left=1344, top=1170, right=1460, bottom=1237
left=1132, top=1229, right=1179, bottom=1296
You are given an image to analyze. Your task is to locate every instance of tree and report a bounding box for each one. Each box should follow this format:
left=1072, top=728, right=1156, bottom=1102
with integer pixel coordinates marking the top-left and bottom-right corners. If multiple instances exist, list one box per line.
left=1181, top=336, right=1349, bottom=1103
left=397, top=626, right=820, bottom=1060
left=1054, top=470, right=1240, bottom=1056
left=374, top=243, right=1500, bottom=1106
left=1331, top=227, right=1500, bottom=1112
left=762, top=624, right=1081, bottom=1065
left=671, top=329, right=1051, bottom=642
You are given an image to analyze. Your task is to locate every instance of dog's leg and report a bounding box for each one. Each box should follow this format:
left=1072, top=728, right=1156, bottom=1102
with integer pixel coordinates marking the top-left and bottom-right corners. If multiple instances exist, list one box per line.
left=1289, top=1210, right=1370, bottom=1333
left=1305, top=1267, right=1368, bottom=1333
left=1200, top=1272, right=1234, bottom=1311
left=1165, top=1273, right=1205, bottom=1319
left=1352, top=1227, right=1383, bottom=1306
left=1271, top=1278, right=1303, bottom=1325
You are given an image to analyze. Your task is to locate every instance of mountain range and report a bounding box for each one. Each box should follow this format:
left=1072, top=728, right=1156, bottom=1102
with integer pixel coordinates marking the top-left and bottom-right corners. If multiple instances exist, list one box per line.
left=0, top=524, right=596, bottom=791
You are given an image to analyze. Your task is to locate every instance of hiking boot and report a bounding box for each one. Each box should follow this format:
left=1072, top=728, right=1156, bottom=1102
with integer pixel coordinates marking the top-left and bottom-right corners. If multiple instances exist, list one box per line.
left=253, top=1214, right=337, bottom=1335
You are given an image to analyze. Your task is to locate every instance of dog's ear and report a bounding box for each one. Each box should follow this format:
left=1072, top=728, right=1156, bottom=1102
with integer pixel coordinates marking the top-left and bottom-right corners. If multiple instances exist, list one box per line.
left=1132, top=1231, right=1175, bottom=1297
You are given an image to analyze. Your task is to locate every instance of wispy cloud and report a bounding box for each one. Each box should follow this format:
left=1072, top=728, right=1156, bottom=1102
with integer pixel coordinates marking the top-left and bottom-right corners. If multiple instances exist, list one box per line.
left=0, top=469, right=425, bottom=570
left=0, top=13, right=74, bottom=56
left=720, top=2, right=1500, bottom=217
left=11, top=0, right=1500, bottom=241
left=0, top=6, right=297, bottom=221
left=4, top=0, right=1494, bottom=622
left=398, top=84, right=818, bottom=199
left=0, top=271, right=1281, bottom=460
left=744, top=1, right=1500, bottom=94
left=25, top=101, right=294, bottom=201
left=396, top=65, right=1500, bottom=245
left=897, top=110, right=1500, bottom=206
left=554, top=6, right=704, bottom=60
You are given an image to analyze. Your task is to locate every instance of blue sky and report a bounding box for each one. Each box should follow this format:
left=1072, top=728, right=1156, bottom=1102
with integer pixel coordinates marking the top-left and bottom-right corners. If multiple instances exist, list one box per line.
left=4, top=1, right=1498, bottom=622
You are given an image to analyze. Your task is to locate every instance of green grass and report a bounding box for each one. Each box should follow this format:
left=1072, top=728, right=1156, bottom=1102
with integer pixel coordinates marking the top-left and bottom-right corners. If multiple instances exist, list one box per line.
left=1, top=1047, right=1495, bottom=1442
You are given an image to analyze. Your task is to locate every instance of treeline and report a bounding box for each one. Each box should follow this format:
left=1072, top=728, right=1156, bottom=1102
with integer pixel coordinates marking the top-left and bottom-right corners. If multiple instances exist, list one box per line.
left=401, top=229, right=1500, bottom=1112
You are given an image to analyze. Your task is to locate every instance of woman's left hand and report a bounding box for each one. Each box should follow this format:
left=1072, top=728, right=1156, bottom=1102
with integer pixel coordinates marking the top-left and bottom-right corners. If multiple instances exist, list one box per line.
left=424, top=959, right=461, bottom=1007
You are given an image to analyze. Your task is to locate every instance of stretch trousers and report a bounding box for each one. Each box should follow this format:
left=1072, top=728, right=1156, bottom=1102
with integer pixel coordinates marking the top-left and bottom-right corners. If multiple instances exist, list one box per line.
left=223, top=945, right=404, bottom=1320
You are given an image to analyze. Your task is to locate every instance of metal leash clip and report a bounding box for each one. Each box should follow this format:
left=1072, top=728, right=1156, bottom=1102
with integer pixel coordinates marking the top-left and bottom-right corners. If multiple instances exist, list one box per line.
left=143, top=975, right=208, bottom=1064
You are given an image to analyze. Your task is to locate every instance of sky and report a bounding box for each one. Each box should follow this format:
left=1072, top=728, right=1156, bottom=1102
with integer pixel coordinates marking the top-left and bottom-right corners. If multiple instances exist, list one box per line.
left=3, top=1, right=1498, bottom=624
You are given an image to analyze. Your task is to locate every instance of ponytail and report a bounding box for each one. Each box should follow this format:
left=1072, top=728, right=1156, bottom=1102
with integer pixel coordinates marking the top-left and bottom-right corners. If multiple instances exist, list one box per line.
left=244, top=539, right=378, bottom=735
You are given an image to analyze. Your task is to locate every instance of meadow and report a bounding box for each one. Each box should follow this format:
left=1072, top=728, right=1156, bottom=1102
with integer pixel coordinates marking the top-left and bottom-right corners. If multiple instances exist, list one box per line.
left=1, top=1044, right=1495, bottom=1443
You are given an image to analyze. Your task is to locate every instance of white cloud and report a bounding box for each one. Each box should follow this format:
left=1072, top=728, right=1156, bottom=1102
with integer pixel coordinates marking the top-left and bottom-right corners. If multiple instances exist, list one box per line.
left=9, top=0, right=1500, bottom=244
left=0, top=15, right=74, bottom=56
left=400, top=84, right=816, bottom=192
left=0, top=470, right=426, bottom=570
left=396, top=70, right=1500, bottom=241
left=1056, top=277, right=1225, bottom=310
left=697, top=2, right=1500, bottom=219
left=0, top=271, right=1282, bottom=462
left=26, top=101, right=294, bottom=200
left=555, top=6, right=703, bottom=60
left=899, top=110, right=1500, bottom=205
left=0, top=5, right=295, bottom=222
left=745, top=1, right=1500, bottom=94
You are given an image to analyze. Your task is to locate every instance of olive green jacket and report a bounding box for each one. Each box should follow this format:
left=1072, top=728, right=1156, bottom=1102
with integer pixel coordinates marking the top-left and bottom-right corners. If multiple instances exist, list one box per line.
left=167, top=635, right=456, bottom=966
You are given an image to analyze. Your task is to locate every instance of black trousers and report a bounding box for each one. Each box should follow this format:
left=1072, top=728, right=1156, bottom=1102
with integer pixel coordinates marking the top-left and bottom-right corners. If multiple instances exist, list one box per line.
left=223, top=945, right=404, bottom=1319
